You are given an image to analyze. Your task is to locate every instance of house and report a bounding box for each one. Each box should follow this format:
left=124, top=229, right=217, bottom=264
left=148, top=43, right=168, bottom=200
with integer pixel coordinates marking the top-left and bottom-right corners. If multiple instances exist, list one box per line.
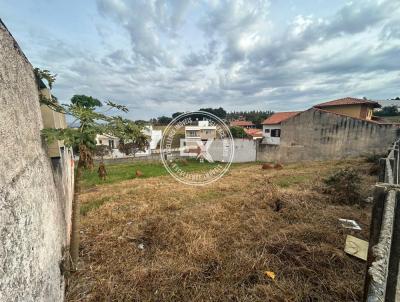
left=313, top=97, right=381, bottom=121
left=230, top=120, right=255, bottom=129
left=143, top=125, right=162, bottom=150
left=185, top=120, right=217, bottom=141
left=257, top=97, right=398, bottom=163
left=182, top=120, right=217, bottom=157
left=95, top=125, right=162, bottom=157
left=262, top=111, right=301, bottom=145
left=244, top=128, right=263, bottom=140
left=96, top=133, right=119, bottom=149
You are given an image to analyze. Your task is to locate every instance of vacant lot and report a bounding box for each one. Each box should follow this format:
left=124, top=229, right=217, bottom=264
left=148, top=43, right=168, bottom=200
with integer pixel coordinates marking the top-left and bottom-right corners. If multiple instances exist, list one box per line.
left=67, top=159, right=375, bottom=302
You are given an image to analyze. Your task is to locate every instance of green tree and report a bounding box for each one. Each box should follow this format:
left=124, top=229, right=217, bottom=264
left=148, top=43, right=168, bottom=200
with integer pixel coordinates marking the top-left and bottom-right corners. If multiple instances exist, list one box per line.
left=172, top=111, right=184, bottom=118
left=199, top=107, right=227, bottom=119
left=226, top=110, right=273, bottom=128
left=34, top=67, right=57, bottom=89
left=374, top=105, right=399, bottom=117
left=110, top=117, right=150, bottom=157
left=157, top=116, right=173, bottom=125
left=42, top=96, right=134, bottom=270
left=94, top=145, right=111, bottom=161
left=38, top=76, right=141, bottom=270
left=229, top=126, right=249, bottom=138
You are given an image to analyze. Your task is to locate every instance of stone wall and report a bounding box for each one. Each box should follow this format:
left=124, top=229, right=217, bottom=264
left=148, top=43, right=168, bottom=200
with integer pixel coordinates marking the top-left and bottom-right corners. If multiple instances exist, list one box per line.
left=0, top=20, right=73, bottom=301
left=257, top=108, right=398, bottom=163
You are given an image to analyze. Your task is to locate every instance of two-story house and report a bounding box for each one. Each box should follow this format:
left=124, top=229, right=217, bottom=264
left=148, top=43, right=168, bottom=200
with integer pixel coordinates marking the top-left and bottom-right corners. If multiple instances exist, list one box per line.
left=185, top=120, right=217, bottom=141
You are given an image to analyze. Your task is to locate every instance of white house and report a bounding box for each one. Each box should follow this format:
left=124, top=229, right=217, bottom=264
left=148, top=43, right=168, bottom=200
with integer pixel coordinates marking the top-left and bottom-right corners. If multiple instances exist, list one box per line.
left=185, top=120, right=217, bottom=141
left=135, top=125, right=162, bottom=155
left=95, top=125, right=162, bottom=157
left=262, top=112, right=300, bottom=145
left=96, top=134, right=119, bottom=149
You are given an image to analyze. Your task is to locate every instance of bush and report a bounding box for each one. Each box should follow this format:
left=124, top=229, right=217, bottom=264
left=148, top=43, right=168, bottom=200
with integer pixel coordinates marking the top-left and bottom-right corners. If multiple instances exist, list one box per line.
left=364, top=153, right=386, bottom=175
left=365, top=153, right=385, bottom=163
left=229, top=126, right=249, bottom=138
left=323, top=168, right=362, bottom=204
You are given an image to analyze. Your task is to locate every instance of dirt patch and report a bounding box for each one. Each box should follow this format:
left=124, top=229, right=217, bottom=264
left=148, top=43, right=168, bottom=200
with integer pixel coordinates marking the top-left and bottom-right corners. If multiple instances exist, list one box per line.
left=66, top=159, right=374, bottom=302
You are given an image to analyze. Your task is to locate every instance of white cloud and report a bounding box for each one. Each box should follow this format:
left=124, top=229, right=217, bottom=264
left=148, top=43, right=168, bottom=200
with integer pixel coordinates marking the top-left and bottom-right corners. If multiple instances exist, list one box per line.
left=26, top=0, right=400, bottom=119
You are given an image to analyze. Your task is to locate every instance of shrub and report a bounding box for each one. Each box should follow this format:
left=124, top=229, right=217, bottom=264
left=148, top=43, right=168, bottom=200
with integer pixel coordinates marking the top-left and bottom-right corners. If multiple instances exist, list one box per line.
left=365, top=153, right=385, bottom=163
left=323, top=168, right=362, bottom=204
left=365, top=153, right=386, bottom=175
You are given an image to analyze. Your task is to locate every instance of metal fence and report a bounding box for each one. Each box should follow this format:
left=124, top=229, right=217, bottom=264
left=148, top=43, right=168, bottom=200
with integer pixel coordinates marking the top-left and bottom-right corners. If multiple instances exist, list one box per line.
left=364, top=139, right=400, bottom=302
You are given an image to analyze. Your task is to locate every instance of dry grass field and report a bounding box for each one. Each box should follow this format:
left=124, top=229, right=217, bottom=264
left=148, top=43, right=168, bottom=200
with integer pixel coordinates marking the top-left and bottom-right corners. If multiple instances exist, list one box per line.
left=67, top=159, right=375, bottom=302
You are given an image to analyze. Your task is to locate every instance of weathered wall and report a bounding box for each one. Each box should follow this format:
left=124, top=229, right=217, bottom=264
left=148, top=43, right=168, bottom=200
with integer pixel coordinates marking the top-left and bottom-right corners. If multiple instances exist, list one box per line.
left=257, top=108, right=398, bottom=163
left=209, top=139, right=257, bottom=163
left=0, top=20, right=72, bottom=301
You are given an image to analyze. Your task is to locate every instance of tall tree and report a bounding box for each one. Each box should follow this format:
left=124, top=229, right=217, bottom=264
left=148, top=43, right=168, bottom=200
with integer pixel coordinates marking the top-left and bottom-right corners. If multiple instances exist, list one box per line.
left=229, top=126, right=249, bottom=138
left=375, top=105, right=399, bottom=116
left=199, top=107, right=227, bottom=119
left=38, top=70, right=141, bottom=270
left=157, top=116, right=173, bottom=125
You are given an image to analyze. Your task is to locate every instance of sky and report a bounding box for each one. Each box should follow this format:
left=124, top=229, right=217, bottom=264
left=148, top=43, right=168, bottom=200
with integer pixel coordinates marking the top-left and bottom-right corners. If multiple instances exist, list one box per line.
left=1, top=0, right=399, bottom=120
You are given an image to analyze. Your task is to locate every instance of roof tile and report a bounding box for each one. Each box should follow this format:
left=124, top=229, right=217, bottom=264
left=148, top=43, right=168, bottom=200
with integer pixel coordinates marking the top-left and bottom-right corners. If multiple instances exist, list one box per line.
left=262, top=111, right=301, bottom=125
left=230, top=120, right=254, bottom=127
left=314, top=97, right=381, bottom=108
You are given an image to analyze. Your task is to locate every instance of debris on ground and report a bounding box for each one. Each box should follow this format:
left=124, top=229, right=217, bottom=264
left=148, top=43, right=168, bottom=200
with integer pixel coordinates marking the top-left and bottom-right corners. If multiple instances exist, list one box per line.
left=264, top=271, right=276, bottom=281
left=261, top=163, right=273, bottom=170
left=338, top=218, right=362, bottom=230
left=344, top=235, right=368, bottom=261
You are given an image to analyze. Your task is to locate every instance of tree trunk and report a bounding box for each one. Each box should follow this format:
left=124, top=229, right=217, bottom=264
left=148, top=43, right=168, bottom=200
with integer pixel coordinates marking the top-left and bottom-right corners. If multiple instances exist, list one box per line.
left=70, top=150, right=84, bottom=271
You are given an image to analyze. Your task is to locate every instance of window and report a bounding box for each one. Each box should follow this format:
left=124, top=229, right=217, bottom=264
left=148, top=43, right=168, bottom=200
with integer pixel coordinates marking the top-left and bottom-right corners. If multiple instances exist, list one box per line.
left=187, top=130, right=197, bottom=137
left=99, top=139, right=103, bottom=144
left=271, top=129, right=281, bottom=137
left=264, top=129, right=270, bottom=133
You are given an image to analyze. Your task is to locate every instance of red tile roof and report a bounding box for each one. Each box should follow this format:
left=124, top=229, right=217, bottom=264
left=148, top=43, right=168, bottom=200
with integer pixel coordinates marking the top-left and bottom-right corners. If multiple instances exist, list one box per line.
left=262, top=111, right=301, bottom=125
left=244, top=128, right=263, bottom=138
left=313, top=107, right=396, bottom=125
left=230, top=120, right=254, bottom=127
left=314, top=97, right=381, bottom=108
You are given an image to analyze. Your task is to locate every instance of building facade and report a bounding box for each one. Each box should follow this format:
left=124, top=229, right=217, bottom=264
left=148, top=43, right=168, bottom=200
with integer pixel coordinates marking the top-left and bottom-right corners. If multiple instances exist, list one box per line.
left=258, top=107, right=398, bottom=163
left=313, top=97, right=380, bottom=121
left=262, top=111, right=300, bottom=145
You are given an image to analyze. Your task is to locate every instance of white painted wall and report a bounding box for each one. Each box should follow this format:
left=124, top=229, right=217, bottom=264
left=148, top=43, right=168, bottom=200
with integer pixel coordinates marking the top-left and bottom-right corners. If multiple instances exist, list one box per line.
left=208, top=139, right=256, bottom=163
left=262, top=124, right=281, bottom=145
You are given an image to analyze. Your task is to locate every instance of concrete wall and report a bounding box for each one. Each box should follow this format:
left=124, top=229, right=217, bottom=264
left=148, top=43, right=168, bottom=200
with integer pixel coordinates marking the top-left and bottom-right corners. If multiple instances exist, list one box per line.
left=209, top=139, right=257, bottom=163
left=258, top=108, right=398, bottom=163
left=0, top=20, right=73, bottom=301
left=40, top=87, right=67, bottom=157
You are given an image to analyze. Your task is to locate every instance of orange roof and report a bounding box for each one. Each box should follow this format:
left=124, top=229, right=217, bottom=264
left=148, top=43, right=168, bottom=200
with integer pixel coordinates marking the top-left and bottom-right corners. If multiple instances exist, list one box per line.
left=244, top=128, right=263, bottom=137
left=262, top=111, right=301, bottom=125
left=314, top=97, right=381, bottom=108
left=230, top=120, right=254, bottom=127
